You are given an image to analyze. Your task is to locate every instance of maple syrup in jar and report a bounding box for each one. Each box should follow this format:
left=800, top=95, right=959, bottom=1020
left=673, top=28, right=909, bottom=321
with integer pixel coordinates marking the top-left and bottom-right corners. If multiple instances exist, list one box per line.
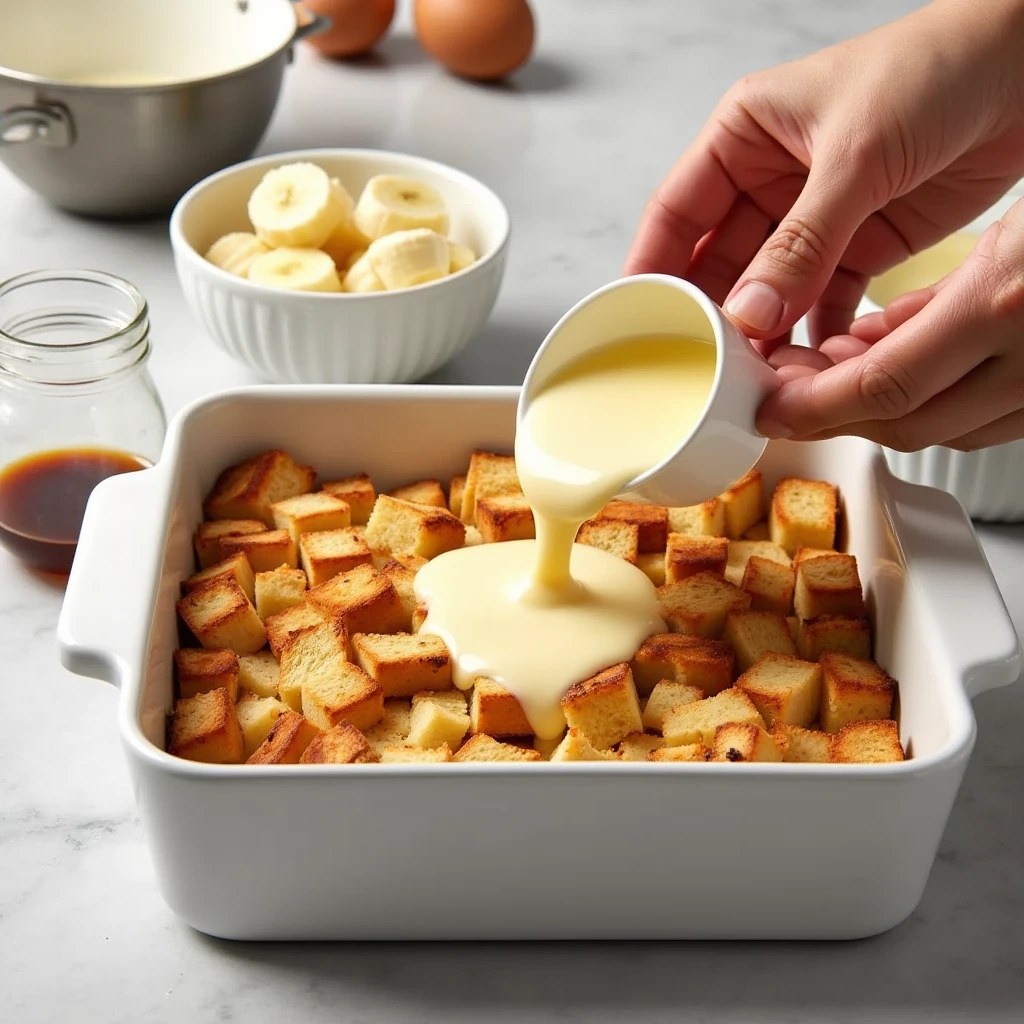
left=0, top=271, right=165, bottom=576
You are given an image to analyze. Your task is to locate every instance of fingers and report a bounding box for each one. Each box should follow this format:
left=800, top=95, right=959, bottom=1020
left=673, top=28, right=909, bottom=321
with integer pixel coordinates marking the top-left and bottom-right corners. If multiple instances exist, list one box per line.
left=768, top=344, right=834, bottom=384
left=819, top=334, right=873, bottom=363
left=946, top=409, right=1024, bottom=452
left=804, top=267, right=869, bottom=347
left=686, top=196, right=773, bottom=306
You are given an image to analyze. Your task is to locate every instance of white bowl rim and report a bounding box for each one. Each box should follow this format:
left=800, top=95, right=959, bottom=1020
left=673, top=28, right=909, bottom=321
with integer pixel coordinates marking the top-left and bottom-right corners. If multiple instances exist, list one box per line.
left=168, top=147, right=513, bottom=301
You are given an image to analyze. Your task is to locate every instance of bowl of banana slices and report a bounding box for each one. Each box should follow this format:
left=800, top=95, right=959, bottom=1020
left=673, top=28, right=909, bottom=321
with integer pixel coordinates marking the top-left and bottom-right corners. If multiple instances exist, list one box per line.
left=169, top=148, right=510, bottom=384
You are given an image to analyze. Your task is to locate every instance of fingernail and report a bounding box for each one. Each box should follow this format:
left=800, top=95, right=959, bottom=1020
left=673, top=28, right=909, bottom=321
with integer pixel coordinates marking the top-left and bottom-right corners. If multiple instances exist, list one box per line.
left=757, top=418, right=793, bottom=440
left=726, top=281, right=784, bottom=334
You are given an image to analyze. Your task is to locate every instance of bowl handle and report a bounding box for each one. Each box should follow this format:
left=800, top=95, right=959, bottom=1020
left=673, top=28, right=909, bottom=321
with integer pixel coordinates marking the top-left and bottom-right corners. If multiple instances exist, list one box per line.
left=289, top=1, right=331, bottom=43
left=884, top=472, right=1022, bottom=699
left=56, top=466, right=171, bottom=688
left=0, top=104, right=74, bottom=148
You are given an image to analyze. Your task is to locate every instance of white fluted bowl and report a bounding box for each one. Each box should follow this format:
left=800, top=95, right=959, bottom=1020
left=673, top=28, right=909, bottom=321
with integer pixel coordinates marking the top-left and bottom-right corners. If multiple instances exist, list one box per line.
left=169, top=149, right=510, bottom=384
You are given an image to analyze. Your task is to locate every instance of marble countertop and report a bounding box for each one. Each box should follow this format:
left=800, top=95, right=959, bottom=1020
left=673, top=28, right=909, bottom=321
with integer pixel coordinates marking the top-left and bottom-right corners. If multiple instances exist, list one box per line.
left=2, top=1, right=1023, bottom=1021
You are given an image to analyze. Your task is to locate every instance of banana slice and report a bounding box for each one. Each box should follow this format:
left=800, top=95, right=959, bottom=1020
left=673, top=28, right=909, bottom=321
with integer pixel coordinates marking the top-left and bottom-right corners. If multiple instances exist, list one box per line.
left=247, top=247, right=342, bottom=292
left=205, top=232, right=271, bottom=276
left=353, top=175, right=450, bottom=240
left=248, top=162, right=347, bottom=249
left=367, top=228, right=451, bottom=290
left=448, top=240, right=476, bottom=273
left=322, top=216, right=371, bottom=270
left=342, top=251, right=386, bottom=293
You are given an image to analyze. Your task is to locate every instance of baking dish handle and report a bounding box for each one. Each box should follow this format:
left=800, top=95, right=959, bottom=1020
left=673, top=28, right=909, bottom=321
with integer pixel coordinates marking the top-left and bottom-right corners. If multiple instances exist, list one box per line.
left=57, top=466, right=170, bottom=688
left=885, top=474, right=1022, bottom=699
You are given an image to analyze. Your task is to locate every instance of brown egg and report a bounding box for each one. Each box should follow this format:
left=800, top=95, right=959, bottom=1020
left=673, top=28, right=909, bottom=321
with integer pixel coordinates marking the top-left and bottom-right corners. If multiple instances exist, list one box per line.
left=414, top=0, right=534, bottom=81
left=302, top=0, right=396, bottom=58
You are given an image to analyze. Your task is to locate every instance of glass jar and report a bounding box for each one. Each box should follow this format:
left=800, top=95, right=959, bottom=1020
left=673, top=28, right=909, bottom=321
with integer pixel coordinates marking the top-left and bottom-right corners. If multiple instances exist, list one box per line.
left=0, top=269, right=167, bottom=575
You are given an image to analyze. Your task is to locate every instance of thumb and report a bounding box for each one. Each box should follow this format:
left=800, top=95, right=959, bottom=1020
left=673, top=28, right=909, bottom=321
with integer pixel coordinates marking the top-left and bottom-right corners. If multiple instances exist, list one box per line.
left=724, top=152, right=876, bottom=340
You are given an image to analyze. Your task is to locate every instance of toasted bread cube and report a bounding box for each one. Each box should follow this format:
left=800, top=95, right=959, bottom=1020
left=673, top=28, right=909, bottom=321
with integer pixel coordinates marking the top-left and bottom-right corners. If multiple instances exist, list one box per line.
left=711, top=722, right=784, bottom=762
left=741, top=555, right=796, bottom=614
left=363, top=699, right=413, bottom=753
left=168, top=687, right=244, bottom=763
left=453, top=733, right=542, bottom=762
left=411, top=604, right=428, bottom=632
left=372, top=551, right=426, bottom=573
left=300, top=720, right=379, bottom=764
left=448, top=474, right=467, bottom=518
left=235, top=693, right=286, bottom=758
left=301, top=659, right=384, bottom=733
left=794, top=553, right=864, bottom=621
left=406, top=690, right=470, bottom=750
left=469, top=677, right=533, bottom=736
left=770, top=477, right=838, bottom=554
left=220, top=529, right=298, bottom=574
left=308, top=563, right=406, bottom=635
left=743, top=521, right=770, bottom=541
left=829, top=719, right=905, bottom=763
left=723, top=610, right=797, bottom=672
left=265, top=601, right=326, bottom=658
left=380, top=743, right=453, bottom=763
left=174, top=648, right=239, bottom=701
left=246, top=709, right=320, bottom=764
left=667, top=498, right=726, bottom=538
left=561, top=662, right=643, bottom=749
left=254, top=565, right=307, bottom=621
left=641, top=680, right=704, bottom=731
left=576, top=520, right=639, bottom=563
left=204, top=450, right=316, bottom=525
left=351, top=632, right=452, bottom=698
left=177, top=578, right=267, bottom=655
left=631, top=633, right=735, bottom=696
left=533, top=732, right=565, bottom=760
left=662, top=687, right=764, bottom=746
left=476, top=493, right=536, bottom=543
left=658, top=572, right=751, bottom=638
left=321, top=474, right=376, bottom=525
left=375, top=558, right=419, bottom=631
left=616, top=733, right=666, bottom=760
left=786, top=616, right=799, bottom=642
left=725, top=540, right=791, bottom=587
left=237, top=650, right=280, bottom=699
left=665, top=533, right=728, bottom=583
left=299, top=527, right=373, bottom=586
left=183, top=552, right=256, bottom=604
left=773, top=723, right=831, bottom=763
left=194, top=519, right=267, bottom=569
left=550, top=726, right=615, bottom=761
left=461, top=450, right=521, bottom=523
left=463, top=525, right=483, bottom=547
left=592, top=500, right=668, bottom=553
left=796, top=615, right=872, bottom=661
left=365, top=494, right=466, bottom=560
left=820, top=651, right=896, bottom=733
left=389, top=478, right=447, bottom=508
left=270, top=491, right=351, bottom=545
left=720, top=469, right=764, bottom=539
left=278, top=619, right=351, bottom=712
left=636, top=552, right=666, bottom=587
left=794, top=547, right=836, bottom=567
left=735, top=652, right=821, bottom=728
left=649, top=744, right=706, bottom=762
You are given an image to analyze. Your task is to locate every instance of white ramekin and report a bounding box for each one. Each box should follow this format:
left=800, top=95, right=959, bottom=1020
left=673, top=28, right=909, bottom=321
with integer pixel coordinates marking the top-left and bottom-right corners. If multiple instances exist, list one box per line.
left=169, top=149, right=510, bottom=385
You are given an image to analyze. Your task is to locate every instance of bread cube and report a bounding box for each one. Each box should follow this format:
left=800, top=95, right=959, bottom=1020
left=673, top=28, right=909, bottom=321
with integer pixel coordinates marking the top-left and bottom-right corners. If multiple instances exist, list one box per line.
left=549, top=726, right=615, bottom=762
left=174, top=647, right=239, bottom=701
left=665, top=534, right=728, bottom=583
left=741, top=555, right=796, bottom=614
left=773, top=723, right=831, bottom=763
left=168, top=687, right=244, bottom=764
left=271, top=491, right=351, bottom=544
left=476, top=493, right=536, bottom=543
left=725, top=540, right=791, bottom=587
left=723, top=610, right=797, bottom=672
left=363, top=699, right=413, bottom=753
left=616, top=733, right=666, bottom=760
left=640, top=679, right=704, bottom=731
left=193, top=519, right=267, bottom=569
left=374, top=558, right=419, bottom=631
left=743, top=521, right=771, bottom=541
left=300, top=720, right=380, bottom=764
left=177, top=578, right=267, bottom=655
left=448, top=474, right=467, bottom=518
left=235, top=692, right=286, bottom=758
left=307, top=563, right=406, bottom=635
left=380, top=743, right=454, bottom=763
left=220, top=529, right=298, bottom=573
left=254, top=565, right=308, bottom=621
left=389, top=478, right=447, bottom=508
left=786, top=616, right=799, bottom=642
left=649, top=744, right=707, bottom=762
left=711, top=722, right=784, bottom=762
left=321, top=473, right=376, bottom=525
left=411, top=604, right=428, bottom=632
left=365, top=494, right=465, bottom=560
left=407, top=689, right=470, bottom=750
left=720, top=469, right=763, bottom=539
left=460, top=450, right=521, bottom=523
left=265, top=601, right=326, bottom=658
left=631, top=633, right=735, bottom=696
left=278, top=619, right=351, bottom=712
left=592, top=501, right=668, bottom=553
left=796, top=615, right=872, bottom=661
left=237, top=650, right=281, bottom=698
left=576, top=520, right=639, bottom=563
left=829, top=719, right=905, bottom=763
left=657, top=572, right=751, bottom=637
left=299, top=527, right=373, bottom=587
left=203, top=449, right=316, bottom=525
left=301, top=660, right=384, bottom=733
left=735, top=652, right=822, bottom=728
left=820, top=651, right=896, bottom=733
left=533, top=733, right=565, bottom=760
left=453, top=733, right=542, bottom=762
left=667, top=498, right=726, bottom=537
left=182, top=552, right=256, bottom=604
left=636, top=552, right=666, bottom=587
left=770, top=477, right=838, bottom=554
left=794, top=553, right=864, bottom=621
left=469, top=677, right=533, bottom=737
left=351, top=632, right=452, bottom=698
left=793, top=547, right=836, bottom=567
left=662, top=687, right=764, bottom=746
left=246, top=709, right=320, bottom=764
left=561, top=662, right=643, bottom=749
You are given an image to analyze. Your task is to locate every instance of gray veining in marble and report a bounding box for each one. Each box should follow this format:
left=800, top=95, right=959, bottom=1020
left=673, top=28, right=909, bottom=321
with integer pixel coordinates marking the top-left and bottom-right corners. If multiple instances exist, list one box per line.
left=2, top=2, right=1022, bottom=1022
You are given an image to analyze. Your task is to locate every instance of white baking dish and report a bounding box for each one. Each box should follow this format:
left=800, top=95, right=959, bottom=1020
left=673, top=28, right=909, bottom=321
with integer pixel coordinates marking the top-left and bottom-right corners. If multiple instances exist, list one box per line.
left=56, top=386, right=1022, bottom=941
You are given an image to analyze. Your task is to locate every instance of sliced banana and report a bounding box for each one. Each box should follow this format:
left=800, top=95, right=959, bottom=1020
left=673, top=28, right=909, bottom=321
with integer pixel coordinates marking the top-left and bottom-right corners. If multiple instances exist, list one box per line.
left=322, top=215, right=371, bottom=270
left=353, top=175, right=450, bottom=240
left=247, top=162, right=347, bottom=249
left=448, top=240, right=476, bottom=273
left=343, top=251, right=386, bottom=293
left=247, top=247, right=342, bottom=293
left=205, top=232, right=270, bottom=277
left=367, top=228, right=451, bottom=290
